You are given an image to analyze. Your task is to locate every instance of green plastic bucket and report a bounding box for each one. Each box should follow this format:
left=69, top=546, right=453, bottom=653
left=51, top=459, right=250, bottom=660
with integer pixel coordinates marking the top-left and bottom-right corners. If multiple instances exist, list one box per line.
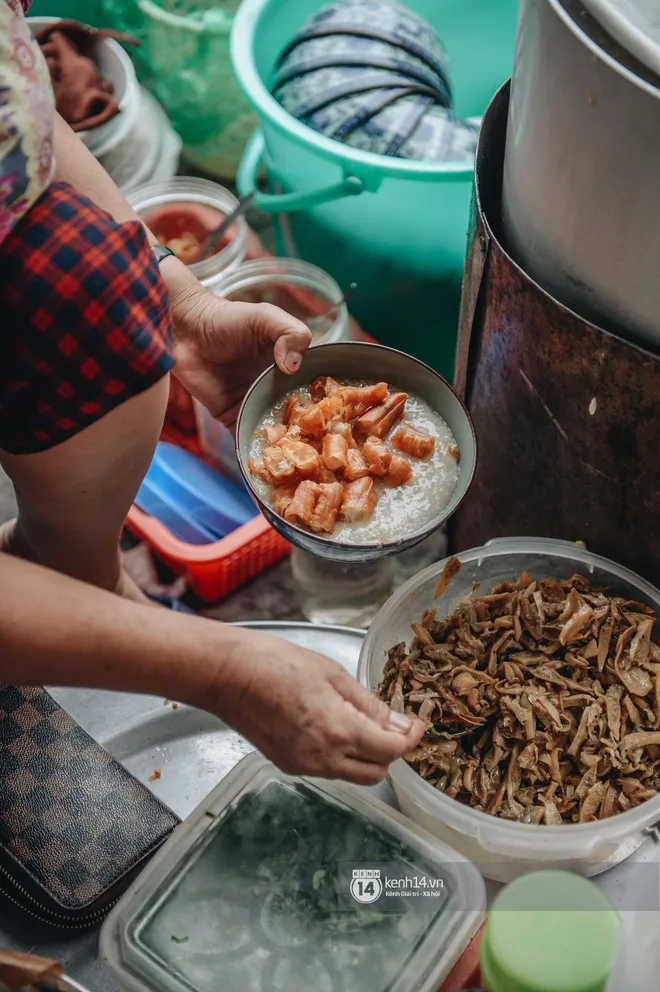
left=100, top=0, right=256, bottom=181
left=28, top=0, right=102, bottom=21
left=231, top=0, right=519, bottom=378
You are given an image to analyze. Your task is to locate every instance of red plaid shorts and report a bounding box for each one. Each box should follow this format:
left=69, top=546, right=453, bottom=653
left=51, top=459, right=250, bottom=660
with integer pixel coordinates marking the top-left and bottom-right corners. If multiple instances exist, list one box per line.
left=0, top=181, right=174, bottom=454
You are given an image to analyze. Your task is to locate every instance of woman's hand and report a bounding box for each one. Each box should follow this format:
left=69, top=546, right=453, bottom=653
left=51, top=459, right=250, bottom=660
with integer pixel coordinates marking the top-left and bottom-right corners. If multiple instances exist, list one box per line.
left=211, top=628, right=425, bottom=784
left=170, top=283, right=312, bottom=426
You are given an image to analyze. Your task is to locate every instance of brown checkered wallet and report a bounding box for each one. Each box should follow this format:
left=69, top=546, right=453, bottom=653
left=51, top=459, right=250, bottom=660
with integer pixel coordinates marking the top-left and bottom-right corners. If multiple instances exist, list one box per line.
left=0, top=685, right=180, bottom=929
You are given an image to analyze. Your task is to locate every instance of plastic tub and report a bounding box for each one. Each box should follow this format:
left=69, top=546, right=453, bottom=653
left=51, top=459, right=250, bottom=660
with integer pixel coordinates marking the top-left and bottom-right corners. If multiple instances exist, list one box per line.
left=127, top=177, right=247, bottom=290
left=230, top=0, right=519, bottom=379
left=27, top=16, right=140, bottom=155
left=126, top=502, right=289, bottom=601
left=98, top=87, right=182, bottom=193
left=101, top=752, right=486, bottom=992
left=358, top=537, right=660, bottom=881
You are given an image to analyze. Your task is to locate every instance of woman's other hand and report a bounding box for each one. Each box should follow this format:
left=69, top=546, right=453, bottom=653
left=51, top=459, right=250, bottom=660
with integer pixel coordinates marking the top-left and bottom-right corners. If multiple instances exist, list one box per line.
left=170, top=285, right=312, bottom=427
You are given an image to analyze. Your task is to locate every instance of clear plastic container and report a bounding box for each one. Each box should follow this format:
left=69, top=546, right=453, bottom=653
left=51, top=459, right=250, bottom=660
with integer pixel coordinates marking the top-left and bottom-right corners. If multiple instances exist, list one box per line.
left=126, top=177, right=247, bottom=289
left=196, top=257, right=349, bottom=476
left=100, top=752, right=486, bottom=992
left=291, top=548, right=395, bottom=627
left=358, top=537, right=660, bottom=882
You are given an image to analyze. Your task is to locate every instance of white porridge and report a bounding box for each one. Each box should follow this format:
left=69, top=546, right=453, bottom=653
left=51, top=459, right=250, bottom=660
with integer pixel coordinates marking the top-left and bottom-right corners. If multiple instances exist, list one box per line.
left=248, top=380, right=460, bottom=546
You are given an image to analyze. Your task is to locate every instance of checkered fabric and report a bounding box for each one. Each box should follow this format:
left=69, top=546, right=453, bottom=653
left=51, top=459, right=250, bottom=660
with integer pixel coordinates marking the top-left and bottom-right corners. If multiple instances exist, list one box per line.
left=0, top=685, right=179, bottom=912
left=0, top=181, right=174, bottom=455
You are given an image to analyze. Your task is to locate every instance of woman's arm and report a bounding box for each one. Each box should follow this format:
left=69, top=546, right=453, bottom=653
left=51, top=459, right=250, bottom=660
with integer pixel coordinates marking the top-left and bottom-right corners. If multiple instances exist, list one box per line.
left=0, top=549, right=241, bottom=702
left=52, top=114, right=201, bottom=305
left=0, top=552, right=422, bottom=783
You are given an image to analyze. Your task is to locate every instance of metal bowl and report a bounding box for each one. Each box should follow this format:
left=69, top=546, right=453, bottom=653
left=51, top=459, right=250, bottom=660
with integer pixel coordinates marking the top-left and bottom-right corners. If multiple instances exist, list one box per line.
left=235, top=342, right=477, bottom=562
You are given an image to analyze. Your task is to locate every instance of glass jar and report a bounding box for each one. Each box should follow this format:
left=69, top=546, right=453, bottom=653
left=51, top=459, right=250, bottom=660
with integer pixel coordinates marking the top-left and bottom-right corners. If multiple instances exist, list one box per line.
left=213, top=257, right=350, bottom=346
left=197, top=257, right=350, bottom=478
left=291, top=548, right=394, bottom=628
left=126, top=177, right=247, bottom=290
left=393, top=528, right=448, bottom=589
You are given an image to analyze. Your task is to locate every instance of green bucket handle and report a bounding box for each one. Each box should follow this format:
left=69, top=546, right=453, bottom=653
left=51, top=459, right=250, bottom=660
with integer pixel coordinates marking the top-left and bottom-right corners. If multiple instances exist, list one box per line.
left=237, top=130, right=367, bottom=213
left=137, top=0, right=233, bottom=33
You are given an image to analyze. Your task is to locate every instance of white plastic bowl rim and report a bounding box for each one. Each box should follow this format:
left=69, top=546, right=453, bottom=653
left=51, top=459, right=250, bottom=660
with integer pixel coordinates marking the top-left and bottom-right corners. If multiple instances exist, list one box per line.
left=358, top=536, right=660, bottom=862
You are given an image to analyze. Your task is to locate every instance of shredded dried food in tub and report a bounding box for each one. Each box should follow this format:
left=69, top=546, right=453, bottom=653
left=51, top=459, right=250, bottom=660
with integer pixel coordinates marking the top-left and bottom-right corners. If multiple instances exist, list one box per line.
left=379, top=572, right=660, bottom=824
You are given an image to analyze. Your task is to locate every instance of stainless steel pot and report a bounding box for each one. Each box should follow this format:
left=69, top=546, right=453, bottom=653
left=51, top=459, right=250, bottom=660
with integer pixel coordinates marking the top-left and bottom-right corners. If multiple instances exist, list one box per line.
left=501, top=0, right=660, bottom=345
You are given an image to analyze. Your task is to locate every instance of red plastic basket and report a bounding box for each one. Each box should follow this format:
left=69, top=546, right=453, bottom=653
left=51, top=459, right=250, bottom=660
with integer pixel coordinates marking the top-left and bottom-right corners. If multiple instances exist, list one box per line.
left=125, top=503, right=291, bottom=602
left=123, top=378, right=288, bottom=601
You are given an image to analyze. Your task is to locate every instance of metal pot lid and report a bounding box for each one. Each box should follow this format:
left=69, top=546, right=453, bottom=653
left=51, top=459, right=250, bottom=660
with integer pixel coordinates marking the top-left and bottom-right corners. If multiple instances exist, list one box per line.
left=581, top=0, right=660, bottom=76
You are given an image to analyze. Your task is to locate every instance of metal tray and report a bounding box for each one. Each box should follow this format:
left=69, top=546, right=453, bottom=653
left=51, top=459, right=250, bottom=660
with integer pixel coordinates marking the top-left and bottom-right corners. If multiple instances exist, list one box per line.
left=48, top=622, right=366, bottom=820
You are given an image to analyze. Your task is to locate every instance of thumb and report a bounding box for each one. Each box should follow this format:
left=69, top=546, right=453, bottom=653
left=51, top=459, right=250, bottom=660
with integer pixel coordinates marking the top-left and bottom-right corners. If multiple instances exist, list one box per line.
left=333, top=670, right=424, bottom=736
left=250, top=302, right=312, bottom=374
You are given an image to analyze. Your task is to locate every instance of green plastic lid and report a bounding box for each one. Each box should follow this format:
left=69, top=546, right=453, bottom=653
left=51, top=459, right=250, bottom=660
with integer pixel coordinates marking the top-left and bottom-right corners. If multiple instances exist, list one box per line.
left=480, top=871, right=620, bottom=992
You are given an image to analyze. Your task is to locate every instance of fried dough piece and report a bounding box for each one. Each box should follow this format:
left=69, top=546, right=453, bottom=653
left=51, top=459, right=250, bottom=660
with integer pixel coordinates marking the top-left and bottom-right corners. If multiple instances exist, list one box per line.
left=284, top=481, right=320, bottom=527
left=330, top=421, right=359, bottom=450
left=322, top=432, right=348, bottom=472
left=341, top=477, right=377, bottom=522
left=362, top=436, right=392, bottom=477
left=392, top=423, right=435, bottom=459
left=310, top=376, right=341, bottom=402
left=344, top=447, right=370, bottom=482
left=310, top=482, right=344, bottom=533
left=383, top=454, right=413, bottom=488
left=272, top=485, right=296, bottom=516
left=264, top=423, right=288, bottom=445
left=262, top=445, right=297, bottom=484
left=279, top=439, right=321, bottom=479
left=283, top=395, right=311, bottom=427
left=296, top=396, right=343, bottom=438
left=338, top=382, right=388, bottom=420
left=355, top=392, right=407, bottom=438
left=248, top=458, right=273, bottom=484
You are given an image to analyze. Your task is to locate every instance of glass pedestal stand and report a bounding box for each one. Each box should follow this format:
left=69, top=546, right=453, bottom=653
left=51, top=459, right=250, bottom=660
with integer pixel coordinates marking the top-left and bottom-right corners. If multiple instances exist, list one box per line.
left=291, top=529, right=447, bottom=628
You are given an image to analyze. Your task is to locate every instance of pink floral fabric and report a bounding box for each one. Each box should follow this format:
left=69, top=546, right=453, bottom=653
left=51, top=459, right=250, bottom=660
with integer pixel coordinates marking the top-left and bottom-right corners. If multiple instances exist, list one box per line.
left=0, top=0, right=54, bottom=244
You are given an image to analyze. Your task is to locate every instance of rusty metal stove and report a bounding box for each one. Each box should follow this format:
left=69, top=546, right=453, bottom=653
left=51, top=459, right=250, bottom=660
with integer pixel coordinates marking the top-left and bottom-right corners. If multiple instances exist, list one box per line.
left=449, top=83, right=660, bottom=584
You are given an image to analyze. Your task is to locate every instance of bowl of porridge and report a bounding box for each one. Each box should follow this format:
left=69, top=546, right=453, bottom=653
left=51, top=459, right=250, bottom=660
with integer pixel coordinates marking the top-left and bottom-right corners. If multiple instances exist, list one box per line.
left=236, top=343, right=477, bottom=561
